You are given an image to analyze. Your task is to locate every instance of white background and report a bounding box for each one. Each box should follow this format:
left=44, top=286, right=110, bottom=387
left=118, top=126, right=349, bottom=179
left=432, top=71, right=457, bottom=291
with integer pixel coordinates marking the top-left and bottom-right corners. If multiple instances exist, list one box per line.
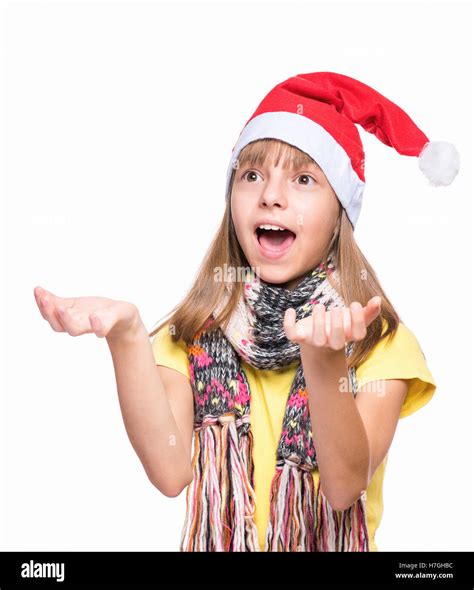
left=1, top=0, right=472, bottom=552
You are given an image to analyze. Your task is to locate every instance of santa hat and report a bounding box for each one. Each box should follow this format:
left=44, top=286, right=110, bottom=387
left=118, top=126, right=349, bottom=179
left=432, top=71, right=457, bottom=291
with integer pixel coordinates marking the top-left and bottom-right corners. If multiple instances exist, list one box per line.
left=224, top=71, right=460, bottom=228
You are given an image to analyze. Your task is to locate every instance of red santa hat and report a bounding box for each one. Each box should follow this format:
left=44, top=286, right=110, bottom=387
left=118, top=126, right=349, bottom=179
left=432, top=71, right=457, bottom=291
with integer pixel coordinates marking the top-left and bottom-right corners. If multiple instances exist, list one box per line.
left=224, top=71, right=460, bottom=228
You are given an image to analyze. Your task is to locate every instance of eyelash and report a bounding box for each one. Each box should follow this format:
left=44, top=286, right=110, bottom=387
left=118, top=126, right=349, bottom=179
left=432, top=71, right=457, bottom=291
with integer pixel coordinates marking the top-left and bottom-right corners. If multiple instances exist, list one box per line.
left=241, top=170, right=317, bottom=185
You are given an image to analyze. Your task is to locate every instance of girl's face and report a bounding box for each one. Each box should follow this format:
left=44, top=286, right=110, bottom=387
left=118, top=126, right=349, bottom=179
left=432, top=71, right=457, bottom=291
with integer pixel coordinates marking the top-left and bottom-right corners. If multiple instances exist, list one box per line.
left=231, top=150, right=340, bottom=290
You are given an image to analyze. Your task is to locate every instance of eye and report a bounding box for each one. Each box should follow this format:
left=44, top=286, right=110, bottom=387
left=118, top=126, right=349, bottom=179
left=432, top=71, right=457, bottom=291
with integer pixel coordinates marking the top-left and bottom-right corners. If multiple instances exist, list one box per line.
left=296, top=174, right=317, bottom=186
left=242, top=169, right=263, bottom=182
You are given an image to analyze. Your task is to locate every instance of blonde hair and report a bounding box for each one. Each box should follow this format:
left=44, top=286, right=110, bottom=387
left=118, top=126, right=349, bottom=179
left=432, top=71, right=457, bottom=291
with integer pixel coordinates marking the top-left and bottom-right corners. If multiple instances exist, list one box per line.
left=148, top=138, right=400, bottom=369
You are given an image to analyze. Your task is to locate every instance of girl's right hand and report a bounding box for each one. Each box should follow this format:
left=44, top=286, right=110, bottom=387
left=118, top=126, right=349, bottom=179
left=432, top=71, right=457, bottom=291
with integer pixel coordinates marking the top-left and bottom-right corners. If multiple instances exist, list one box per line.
left=33, top=286, right=141, bottom=340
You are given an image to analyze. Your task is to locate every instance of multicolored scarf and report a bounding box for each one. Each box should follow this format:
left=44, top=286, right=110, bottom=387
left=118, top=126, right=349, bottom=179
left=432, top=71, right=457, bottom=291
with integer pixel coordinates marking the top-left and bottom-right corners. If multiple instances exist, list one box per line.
left=180, top=254, right=370, bottom=551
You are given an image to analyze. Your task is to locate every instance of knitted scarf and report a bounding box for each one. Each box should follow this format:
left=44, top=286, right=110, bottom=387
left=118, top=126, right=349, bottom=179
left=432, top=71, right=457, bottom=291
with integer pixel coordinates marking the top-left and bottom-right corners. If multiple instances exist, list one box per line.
left=180, top=254, right=370, bottom=552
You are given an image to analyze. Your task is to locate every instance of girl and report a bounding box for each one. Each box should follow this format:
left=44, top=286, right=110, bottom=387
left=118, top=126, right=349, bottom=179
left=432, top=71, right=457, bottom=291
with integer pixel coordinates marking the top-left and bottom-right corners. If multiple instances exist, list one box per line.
left=34, top=71, right=459, bottom=552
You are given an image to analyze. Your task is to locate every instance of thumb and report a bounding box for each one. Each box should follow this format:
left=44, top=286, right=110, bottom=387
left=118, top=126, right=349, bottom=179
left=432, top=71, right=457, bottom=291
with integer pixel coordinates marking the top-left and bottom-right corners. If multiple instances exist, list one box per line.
left=364, top=296, right=382, bottom=327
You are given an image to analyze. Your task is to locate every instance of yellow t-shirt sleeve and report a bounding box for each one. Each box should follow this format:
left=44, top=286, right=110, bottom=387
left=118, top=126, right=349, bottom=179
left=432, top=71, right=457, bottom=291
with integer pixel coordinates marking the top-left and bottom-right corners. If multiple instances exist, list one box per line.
left=355, top=322, right=436, bottom=419
left=150, top=324, right=190, bottom=380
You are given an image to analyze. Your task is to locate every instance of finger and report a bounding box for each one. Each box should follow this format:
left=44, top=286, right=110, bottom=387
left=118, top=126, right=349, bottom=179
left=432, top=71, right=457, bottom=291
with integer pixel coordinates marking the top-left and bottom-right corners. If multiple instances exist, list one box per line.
left=341, top=307, right=353, bottom=340
left=90, top=313, right=106, bottom=338
left=35, top=287, right=58, bottom=308
left=283, top=308, right=299, bottom=342
left=363, top=296, right=382, bottom=327
left=34, top=287, right=49, bottom=321
left=56, top=306, right=85, bottom=336
left=35, top=286, right=74, bottom=313
left=312, top=303, right=327, bottom=346
left=57, top=307, right=106, bottom=337
left=328, top=307, right=345, bottom=349
left=350, top=301, right=366, bottom=340
left=284, top=308, right=310, bottom=343
left=35, top=287, right=63, bottom=325
left=41, top=296, right=66, bottom=332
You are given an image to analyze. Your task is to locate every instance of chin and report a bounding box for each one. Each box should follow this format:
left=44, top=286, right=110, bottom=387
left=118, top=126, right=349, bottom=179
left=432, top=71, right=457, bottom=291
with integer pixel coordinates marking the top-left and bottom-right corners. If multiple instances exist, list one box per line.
left=254, top=266, right=298, bottom=286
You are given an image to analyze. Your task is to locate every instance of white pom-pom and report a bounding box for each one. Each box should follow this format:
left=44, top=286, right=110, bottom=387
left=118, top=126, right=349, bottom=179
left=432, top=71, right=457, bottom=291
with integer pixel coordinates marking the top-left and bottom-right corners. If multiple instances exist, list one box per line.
left=418, top=140, right=460, bottom=186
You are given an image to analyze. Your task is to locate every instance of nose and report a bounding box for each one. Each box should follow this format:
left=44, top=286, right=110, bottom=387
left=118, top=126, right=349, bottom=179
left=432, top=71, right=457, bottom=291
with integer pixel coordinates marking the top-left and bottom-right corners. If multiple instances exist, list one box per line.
left=258, top=174, right=287, bottom=208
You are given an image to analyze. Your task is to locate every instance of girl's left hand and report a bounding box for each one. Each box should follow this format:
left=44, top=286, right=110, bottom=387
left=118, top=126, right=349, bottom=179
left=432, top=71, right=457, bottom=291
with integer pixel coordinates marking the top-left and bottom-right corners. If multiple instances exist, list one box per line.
left=284, top=296, right=382, bottom=354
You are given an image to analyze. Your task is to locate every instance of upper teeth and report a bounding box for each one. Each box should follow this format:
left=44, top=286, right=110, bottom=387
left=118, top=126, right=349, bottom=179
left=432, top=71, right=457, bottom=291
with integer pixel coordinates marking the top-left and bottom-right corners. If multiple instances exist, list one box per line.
left=258, top=224, right=286, bottom=231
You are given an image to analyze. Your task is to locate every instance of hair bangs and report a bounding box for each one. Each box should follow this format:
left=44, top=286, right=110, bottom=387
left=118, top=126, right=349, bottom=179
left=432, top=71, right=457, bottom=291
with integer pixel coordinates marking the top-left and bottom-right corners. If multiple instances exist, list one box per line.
left=236, top=138, right=318, bottom=172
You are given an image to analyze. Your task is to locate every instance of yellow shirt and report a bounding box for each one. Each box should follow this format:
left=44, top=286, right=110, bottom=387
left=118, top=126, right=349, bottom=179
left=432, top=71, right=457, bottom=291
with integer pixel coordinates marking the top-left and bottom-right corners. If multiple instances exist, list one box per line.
left=151, top=320, right=436, bottom=552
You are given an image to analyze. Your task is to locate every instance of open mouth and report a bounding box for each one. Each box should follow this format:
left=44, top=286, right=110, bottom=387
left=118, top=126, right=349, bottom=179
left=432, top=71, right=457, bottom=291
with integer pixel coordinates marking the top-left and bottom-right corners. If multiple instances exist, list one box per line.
left=255, top=226, right=297, bottom=258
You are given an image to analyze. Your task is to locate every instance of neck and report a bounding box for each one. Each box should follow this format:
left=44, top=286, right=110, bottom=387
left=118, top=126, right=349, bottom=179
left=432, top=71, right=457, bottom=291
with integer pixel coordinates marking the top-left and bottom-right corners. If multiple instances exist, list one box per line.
left=280, top=272, right=311, bottom=291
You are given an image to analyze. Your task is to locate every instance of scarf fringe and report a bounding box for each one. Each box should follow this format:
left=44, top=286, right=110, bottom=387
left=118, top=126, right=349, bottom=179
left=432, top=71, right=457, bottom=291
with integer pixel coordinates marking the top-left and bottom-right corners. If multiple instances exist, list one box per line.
left=315, top=479, right=370, bottom=551
left=264, top=456, right=370, bottom=552
left=179, top=412, right=260, bottom=551
left=179, top=414, right=370, bottom=552
left=264, top=458, right=317, bottom=551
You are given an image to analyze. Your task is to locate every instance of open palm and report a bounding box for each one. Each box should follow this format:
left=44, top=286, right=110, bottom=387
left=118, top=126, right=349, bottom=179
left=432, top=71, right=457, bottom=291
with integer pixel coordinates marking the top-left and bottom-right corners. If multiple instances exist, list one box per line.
left=33, top=286, right=139, bottom=339
left=284, top=296, right=382, bottom=352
